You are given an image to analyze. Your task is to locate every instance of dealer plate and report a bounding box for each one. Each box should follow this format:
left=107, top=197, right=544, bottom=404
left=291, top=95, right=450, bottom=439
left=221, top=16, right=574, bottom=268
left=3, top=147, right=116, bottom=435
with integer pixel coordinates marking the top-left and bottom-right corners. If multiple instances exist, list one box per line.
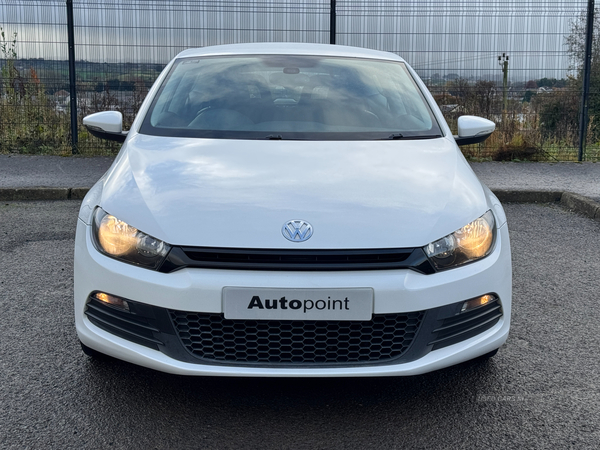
left=223, top=287, right=374, bottom=321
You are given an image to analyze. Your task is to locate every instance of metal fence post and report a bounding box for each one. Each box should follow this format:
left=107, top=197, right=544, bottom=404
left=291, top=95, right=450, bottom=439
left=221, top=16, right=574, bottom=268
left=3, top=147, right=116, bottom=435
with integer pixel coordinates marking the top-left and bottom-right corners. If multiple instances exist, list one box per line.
left=330, top=0, right=336, bottom=44
left=578, top=0, right=595, bottom=162
left=66, top=0, right=78, bottom=154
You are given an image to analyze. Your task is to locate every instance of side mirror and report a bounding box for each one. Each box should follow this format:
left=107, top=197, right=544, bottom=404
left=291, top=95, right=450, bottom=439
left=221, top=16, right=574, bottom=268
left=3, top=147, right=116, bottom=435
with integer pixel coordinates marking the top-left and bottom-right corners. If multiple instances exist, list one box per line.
left=83, top=111, right=128, bottom=143
left=454, top=115, right=495, bottom=146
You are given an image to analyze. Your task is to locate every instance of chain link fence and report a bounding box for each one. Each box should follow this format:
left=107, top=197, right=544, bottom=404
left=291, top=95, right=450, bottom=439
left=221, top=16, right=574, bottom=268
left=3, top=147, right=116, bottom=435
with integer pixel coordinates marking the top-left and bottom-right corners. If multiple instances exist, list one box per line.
left=0, top=0, right=596, bottom=160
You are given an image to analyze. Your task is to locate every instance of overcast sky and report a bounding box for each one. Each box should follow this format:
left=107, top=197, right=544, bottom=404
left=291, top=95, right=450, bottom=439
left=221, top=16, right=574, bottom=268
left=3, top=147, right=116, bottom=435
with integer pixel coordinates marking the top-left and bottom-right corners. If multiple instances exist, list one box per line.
left=1, top=0, right=588, bottom=80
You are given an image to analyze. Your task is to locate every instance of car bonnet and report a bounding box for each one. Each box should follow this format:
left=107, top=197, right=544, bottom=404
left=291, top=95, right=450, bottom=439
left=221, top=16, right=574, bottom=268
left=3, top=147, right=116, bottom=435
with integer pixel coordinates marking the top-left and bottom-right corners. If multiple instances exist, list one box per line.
left=99, top=134, right=489, bottom=249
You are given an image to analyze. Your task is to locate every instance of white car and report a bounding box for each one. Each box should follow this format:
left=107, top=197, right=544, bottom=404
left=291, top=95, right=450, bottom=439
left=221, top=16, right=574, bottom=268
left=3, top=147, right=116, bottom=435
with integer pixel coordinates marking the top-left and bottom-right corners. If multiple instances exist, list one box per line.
left=75, top=43, right=511, bottom=377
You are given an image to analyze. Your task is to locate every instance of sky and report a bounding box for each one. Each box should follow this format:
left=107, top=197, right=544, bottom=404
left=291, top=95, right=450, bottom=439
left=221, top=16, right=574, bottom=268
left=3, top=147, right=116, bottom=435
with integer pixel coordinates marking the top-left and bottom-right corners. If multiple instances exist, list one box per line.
left=1, top=0, right=589, bottom=80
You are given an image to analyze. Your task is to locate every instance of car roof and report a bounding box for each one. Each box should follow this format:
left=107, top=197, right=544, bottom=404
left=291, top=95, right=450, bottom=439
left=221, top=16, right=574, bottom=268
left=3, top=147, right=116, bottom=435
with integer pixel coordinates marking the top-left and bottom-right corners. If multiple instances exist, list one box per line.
left=175, top=43, right=405, bottom=62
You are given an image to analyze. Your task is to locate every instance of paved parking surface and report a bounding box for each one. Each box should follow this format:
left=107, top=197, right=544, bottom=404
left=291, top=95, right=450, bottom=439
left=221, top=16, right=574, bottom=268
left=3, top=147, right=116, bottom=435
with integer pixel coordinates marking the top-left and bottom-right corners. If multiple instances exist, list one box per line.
left=1, top=201, right=600, bottom=449
left=472, top=161, right=600, bottom=203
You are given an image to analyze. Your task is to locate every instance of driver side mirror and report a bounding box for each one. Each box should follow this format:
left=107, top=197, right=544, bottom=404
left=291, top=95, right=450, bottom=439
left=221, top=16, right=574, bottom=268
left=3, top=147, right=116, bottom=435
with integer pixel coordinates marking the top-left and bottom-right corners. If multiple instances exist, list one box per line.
left=83, top=111, right=128, bottom=143
left=454, top=116, right=495, bottom=146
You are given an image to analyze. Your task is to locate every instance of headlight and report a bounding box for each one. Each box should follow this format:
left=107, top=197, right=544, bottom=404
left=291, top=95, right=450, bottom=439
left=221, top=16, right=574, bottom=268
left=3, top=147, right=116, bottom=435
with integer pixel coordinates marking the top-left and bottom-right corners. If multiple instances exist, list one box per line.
left=424, top=210, right=496, bottom=271
left=92, top=208, right=171, bottom=270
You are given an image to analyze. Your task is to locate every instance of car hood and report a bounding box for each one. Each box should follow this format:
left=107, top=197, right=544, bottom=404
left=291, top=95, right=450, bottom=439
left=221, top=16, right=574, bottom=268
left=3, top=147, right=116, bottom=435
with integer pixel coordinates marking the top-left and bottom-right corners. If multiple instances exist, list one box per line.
left=100, top=135, right=488, bottom=249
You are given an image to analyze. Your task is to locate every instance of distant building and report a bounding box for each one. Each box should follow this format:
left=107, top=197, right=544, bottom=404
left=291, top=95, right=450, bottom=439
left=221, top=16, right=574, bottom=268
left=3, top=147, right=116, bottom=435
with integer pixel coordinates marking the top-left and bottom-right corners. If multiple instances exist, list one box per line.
left=54, top=90, right=70, bottom=102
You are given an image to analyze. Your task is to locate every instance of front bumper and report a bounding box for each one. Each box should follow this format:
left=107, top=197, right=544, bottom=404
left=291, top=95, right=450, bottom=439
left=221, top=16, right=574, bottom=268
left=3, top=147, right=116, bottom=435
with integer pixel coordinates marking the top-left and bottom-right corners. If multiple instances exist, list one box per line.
left=74, top=219, right=512, bottom=377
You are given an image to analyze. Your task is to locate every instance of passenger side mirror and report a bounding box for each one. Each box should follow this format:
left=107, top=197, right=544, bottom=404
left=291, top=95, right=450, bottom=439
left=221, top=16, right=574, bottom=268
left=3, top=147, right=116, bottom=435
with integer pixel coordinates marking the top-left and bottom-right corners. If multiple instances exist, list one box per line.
left=454, top=116, right=495, bottom=146
left=83, top=111, right=128, bottom=142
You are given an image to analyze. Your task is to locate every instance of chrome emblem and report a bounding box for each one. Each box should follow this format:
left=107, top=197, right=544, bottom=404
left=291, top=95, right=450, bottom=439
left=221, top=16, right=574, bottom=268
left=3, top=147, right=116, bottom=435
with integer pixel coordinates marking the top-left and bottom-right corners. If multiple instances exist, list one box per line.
left=282, top=220, right=313, bottom=242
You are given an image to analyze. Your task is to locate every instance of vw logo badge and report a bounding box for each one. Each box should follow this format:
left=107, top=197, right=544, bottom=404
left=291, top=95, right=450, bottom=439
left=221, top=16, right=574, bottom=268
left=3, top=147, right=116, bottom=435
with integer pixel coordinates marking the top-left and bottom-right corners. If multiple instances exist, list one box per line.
left=282, top=220, right=313, bottom=242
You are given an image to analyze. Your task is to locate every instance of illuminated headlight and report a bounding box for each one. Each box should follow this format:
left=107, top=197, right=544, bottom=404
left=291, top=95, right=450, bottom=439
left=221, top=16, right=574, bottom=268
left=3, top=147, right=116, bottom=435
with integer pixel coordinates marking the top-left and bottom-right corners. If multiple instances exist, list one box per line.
left=91, top=207, right=170, bottom=270
left=424, top=210, right=496, bottom=270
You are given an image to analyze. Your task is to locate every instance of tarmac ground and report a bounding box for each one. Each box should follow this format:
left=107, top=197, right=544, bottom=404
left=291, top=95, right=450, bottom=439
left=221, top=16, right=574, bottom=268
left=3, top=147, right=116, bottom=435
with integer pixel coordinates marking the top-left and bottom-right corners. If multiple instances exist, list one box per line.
left=2, top=155, right=600, bottom=448
left=2, top=201, right=600, bottom=449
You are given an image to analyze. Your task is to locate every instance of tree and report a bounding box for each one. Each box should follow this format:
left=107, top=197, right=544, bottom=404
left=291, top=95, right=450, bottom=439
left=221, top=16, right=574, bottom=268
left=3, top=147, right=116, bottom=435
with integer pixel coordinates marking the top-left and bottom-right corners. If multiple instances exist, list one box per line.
left=534, top=90, right=579, bottom=142
left=565, top=7, right=600, bottom=72
left=525, top=80, right=538, bottom=89
left=522, top=91, right=536, bottom=103
left=446, top=78, right=498, bottom=119
left=537, top=78, right=566, bottom=88
left=106, top=78, right=120, bottom=91
left=1, top=27, right=20, bottom=98
left=562, top=7, right=600, bottom=143
left=0, top=28, right=69, bottom=153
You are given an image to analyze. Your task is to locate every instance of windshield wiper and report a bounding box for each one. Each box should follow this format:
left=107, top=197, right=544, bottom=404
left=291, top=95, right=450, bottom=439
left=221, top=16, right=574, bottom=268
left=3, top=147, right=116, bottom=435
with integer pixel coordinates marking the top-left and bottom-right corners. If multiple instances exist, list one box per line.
left=382, top=133, right=443, bottom=140
left=265, top=134, right=283, bottom=140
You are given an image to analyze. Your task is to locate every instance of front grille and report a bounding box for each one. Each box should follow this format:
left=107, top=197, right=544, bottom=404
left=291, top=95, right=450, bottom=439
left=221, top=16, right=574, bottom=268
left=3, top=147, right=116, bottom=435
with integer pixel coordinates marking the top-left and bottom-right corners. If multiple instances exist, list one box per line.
left=158, top=246, right=435, bottom=274
left=169, top=311, right=425, bottom=365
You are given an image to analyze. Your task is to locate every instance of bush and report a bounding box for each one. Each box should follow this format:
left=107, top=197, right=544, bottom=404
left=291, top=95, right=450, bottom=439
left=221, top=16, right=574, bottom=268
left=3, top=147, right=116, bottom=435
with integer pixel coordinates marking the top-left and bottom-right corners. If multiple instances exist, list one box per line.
left=0, top=28, right=70, bottom=154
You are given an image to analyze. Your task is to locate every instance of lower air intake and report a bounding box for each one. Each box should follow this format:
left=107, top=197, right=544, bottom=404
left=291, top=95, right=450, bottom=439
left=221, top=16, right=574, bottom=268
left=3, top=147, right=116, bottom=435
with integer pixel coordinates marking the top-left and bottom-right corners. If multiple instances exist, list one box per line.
left=169, top=311, right=425, bottom=365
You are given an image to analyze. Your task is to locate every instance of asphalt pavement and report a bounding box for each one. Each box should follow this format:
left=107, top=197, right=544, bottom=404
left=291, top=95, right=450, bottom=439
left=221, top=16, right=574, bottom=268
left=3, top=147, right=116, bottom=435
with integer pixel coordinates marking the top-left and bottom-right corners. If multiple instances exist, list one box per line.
left=0, top=154, right=114, bottom=189
left=2, top=155, right=600, bottom=448
left=2, top=201, right=600, bottom=449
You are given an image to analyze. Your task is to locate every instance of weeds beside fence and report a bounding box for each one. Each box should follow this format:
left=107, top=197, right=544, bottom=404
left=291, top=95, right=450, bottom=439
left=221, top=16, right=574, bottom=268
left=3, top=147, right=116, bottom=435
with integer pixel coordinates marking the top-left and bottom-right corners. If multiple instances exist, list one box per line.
left=1, top=0, right=598, bottom=161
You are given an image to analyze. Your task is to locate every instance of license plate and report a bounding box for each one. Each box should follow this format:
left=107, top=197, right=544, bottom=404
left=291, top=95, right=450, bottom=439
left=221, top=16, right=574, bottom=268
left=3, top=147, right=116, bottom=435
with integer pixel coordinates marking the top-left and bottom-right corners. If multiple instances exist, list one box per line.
left=223, top=287, right=374, bottom=321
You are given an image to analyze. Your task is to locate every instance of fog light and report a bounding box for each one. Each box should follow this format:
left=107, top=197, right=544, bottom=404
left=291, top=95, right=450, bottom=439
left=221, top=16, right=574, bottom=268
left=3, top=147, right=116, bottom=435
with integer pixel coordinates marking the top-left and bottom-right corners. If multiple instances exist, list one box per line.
left=93, top=292, right=130, bottom=311
left=461, top=294, right=497, bottom=313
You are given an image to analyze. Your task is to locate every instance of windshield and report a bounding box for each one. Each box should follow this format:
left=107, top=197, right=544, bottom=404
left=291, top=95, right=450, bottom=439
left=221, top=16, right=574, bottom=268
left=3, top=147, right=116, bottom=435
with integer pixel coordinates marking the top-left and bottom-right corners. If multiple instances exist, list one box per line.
left=139, top=55, right=443, bottom=140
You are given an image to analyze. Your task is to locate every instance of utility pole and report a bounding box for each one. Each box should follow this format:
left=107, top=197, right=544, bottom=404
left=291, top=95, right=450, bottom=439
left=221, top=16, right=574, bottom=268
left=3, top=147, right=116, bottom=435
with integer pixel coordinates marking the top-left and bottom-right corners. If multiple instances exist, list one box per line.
left=498, top=53, right=509, bottom=123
